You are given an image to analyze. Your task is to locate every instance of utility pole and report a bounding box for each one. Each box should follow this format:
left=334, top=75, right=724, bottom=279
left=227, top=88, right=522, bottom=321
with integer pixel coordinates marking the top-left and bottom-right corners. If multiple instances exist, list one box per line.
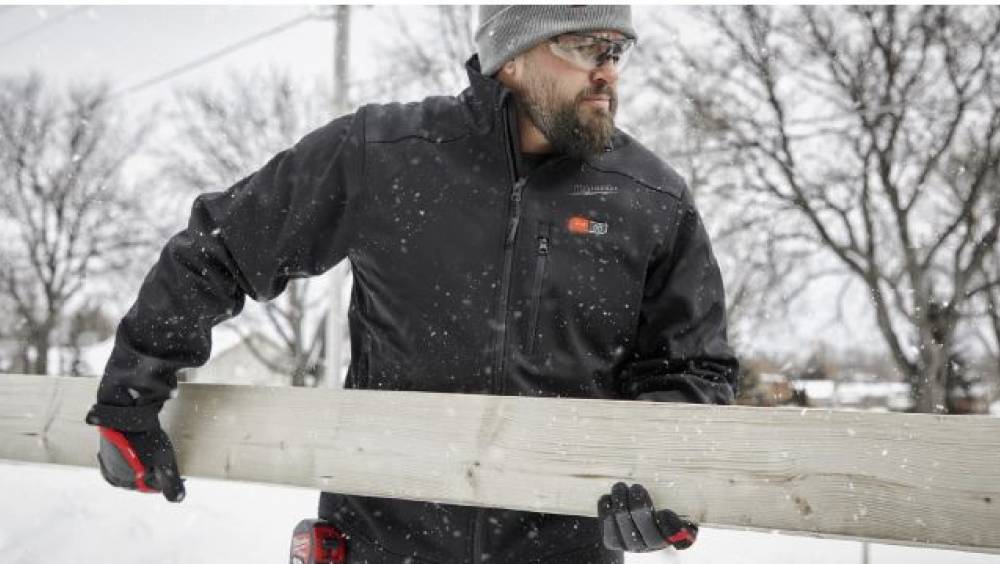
left=332, top=5, right=350, bottom=110
left=325, top=5, right=352, bottom=388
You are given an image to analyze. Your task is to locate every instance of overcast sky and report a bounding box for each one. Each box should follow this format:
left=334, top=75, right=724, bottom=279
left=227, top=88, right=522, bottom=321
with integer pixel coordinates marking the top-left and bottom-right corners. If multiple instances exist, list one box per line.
left=0, top=5, right=389, bottom=110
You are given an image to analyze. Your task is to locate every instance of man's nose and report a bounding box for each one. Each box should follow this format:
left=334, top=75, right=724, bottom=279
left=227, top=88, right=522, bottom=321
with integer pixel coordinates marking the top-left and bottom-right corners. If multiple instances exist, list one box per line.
left=590, top=58, right=620, bottom=86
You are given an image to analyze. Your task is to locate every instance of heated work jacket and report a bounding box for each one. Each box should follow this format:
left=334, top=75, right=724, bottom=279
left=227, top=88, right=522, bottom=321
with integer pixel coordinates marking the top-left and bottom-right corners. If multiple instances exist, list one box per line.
left=94, top=57, right=739, bottom=564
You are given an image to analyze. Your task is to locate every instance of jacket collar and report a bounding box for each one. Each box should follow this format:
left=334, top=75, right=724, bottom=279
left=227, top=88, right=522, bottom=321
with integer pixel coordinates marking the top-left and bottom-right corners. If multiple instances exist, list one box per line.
left=464, top=55, right=511, bottom=130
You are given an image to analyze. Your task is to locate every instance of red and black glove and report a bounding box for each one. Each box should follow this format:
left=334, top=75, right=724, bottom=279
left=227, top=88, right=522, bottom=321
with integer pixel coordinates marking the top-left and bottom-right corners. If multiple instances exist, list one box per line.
left=84, top=402, right=186, bottom=503
left=598, top=482, right=698, bottom=552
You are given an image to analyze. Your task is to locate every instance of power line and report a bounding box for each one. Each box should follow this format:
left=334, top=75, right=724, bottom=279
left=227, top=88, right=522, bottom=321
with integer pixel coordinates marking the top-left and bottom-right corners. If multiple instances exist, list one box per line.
left=110, top=12, right=318, bottom=100
left=0, top=6, right=85, bottom=49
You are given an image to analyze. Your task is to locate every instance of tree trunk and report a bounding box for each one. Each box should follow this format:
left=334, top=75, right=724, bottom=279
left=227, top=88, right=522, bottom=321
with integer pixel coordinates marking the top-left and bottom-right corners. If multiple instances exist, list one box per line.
left=912, top=321, right=950, bottom=413
left=30, top=330, right=50, bottom=376
left=15, top=343, right=31, bottom=373
left=911, top=356, right=947, bottom=414
left=291, top=366, right=307, bottom=388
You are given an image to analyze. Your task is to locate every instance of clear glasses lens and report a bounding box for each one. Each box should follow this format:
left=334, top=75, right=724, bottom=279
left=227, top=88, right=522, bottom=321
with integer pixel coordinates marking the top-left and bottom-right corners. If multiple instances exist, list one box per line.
left=549, top=34, right=635, bottom=72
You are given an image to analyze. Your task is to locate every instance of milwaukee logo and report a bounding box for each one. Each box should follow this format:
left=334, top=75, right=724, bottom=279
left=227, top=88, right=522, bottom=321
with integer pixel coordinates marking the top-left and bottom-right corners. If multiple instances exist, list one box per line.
left=570, top=184, right=619, bottom=196
left=568, top=216, right=608, bottom=236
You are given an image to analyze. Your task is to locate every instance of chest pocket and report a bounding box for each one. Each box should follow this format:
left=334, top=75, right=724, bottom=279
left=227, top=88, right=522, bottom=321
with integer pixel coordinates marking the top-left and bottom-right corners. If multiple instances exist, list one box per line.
left=524, top=213, right=643, bottom=361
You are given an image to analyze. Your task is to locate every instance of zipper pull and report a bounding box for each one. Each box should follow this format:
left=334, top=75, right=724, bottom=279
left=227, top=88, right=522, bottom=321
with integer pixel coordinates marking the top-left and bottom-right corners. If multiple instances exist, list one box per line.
left=537, top=236, right=549, bottom=255
left=511, top=178, right=525, bottom=201
left=505, top=179, right=527, bottom=246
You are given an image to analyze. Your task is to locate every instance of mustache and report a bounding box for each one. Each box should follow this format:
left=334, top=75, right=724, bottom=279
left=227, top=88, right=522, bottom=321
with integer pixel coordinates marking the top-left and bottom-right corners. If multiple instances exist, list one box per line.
left=577, top=84, right=617, bottom=102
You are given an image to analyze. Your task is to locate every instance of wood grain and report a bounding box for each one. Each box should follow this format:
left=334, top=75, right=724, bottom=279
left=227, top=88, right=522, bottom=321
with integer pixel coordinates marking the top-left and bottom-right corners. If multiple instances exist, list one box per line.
left=1, top=374, right=998, bottom=552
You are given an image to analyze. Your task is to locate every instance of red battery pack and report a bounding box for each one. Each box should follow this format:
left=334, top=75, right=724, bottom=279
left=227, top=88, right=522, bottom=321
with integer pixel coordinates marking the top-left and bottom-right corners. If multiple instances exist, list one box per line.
left=289, top=519, right=346, bottom=564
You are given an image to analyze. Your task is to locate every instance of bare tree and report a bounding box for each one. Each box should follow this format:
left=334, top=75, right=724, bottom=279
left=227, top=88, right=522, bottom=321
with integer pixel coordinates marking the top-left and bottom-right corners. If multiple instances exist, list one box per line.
left=641, top=6, right=1000, bottom=412
left=375, top=6, right=477, bottom=100
left=972, top=244, right=1000, bottom=383
left=621, top=61, right=825, bottom=346
left=162, top=69, right=334, bottom=387
left=0, top=74, right=151, bottom=375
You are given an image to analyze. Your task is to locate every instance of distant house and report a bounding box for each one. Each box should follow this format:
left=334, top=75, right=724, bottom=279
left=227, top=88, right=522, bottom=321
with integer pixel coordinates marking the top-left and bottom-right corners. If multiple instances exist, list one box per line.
left=791, top=379, right=913, bottom=411
left=181, top=330, right=292, bottom=387
left=78, top=329, right=293, bottom=387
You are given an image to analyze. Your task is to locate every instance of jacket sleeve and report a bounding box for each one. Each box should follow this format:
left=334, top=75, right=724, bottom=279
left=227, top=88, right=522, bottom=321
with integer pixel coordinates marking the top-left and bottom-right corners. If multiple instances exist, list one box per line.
left=618, top=186, right=739, bottom=405
left=94, top=110, right=366, bottom=409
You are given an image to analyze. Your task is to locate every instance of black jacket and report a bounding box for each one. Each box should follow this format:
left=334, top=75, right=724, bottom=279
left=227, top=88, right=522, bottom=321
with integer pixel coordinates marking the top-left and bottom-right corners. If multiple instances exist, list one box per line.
left=94, top=57, right=738, bottom=564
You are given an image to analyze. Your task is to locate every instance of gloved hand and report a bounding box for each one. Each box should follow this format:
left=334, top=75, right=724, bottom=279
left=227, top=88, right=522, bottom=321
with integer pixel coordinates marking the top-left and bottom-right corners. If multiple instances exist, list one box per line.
left=598, top=482, right=697, bottom=552
left=85, top=402, right=186, bottom=502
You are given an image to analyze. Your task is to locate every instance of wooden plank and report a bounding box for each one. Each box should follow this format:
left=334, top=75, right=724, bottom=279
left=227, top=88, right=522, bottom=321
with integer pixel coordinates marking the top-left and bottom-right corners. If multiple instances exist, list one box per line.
left=1, top=373, right=999, bottom=552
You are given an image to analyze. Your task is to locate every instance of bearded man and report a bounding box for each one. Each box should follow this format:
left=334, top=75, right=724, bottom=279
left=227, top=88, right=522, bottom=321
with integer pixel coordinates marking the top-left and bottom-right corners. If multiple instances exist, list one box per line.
left=84, top=5, right=738, bottom=563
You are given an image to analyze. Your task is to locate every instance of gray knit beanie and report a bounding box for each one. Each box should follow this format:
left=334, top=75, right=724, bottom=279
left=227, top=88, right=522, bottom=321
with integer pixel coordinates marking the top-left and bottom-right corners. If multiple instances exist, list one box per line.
left=475, top=5, right=637, bottom=76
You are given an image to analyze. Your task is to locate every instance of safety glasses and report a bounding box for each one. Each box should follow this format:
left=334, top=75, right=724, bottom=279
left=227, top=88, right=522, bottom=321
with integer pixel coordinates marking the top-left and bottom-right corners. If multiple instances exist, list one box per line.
left=548, top=33, right=636, bottom=72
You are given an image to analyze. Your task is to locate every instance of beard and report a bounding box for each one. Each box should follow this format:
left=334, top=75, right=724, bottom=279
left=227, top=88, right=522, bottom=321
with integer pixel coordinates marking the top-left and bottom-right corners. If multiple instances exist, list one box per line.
left=513, top=71, right=617, bottom=160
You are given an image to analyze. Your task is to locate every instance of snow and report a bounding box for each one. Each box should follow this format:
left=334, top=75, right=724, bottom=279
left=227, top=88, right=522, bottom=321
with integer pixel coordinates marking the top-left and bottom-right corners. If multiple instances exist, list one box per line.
left=0, top=461, right=316, bottom=563
left=791, top=380, right=912, bottom=402
left=791, top=380, right=913, bottom=410
left=1, top=461, right=998, bottom=564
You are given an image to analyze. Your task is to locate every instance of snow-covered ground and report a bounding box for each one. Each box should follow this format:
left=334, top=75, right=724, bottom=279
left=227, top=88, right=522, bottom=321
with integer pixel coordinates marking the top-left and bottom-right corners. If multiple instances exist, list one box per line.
left=1, top=461, right=997, bottom=564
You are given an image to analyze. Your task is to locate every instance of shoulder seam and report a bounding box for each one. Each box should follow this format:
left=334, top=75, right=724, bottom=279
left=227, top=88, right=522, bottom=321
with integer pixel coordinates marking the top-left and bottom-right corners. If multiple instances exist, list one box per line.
left=582, top=161, right=684, bottom=200
left=367, top=132, right=474, bottom=146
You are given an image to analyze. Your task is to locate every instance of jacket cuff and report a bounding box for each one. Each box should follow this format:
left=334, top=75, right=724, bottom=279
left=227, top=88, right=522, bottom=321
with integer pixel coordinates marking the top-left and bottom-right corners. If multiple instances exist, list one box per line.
left=85, top=402, right=162, bottom=432
left=624, top=372, right=734, bottom=405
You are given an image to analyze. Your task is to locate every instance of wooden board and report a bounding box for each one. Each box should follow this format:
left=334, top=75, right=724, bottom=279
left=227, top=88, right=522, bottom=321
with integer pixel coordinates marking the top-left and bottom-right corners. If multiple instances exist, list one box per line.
left=1, top=374, right=999, bottom=552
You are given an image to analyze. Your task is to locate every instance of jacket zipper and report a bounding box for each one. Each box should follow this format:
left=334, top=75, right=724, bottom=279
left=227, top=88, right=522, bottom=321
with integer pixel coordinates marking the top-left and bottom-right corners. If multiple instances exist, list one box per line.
left=526, top=227, right=550, bottom=357
left=471, top=509, right=485, bottom=564
left=492, top=95, right=523, bottom=396
left=493, top=177, right=525, bottom=395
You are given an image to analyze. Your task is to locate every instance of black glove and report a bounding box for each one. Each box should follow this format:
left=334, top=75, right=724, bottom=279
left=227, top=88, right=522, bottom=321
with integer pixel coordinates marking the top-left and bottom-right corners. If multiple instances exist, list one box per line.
left=85, top=403, right=186, bottom=503
left=598, top=482, right=698, bottom=552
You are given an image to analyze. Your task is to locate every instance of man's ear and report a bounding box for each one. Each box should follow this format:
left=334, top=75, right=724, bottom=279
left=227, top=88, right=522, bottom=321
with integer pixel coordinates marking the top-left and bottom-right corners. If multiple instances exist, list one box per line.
left=495, top=58, right=521, bottom=88
left=498, top=59, right=518, bottom=79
